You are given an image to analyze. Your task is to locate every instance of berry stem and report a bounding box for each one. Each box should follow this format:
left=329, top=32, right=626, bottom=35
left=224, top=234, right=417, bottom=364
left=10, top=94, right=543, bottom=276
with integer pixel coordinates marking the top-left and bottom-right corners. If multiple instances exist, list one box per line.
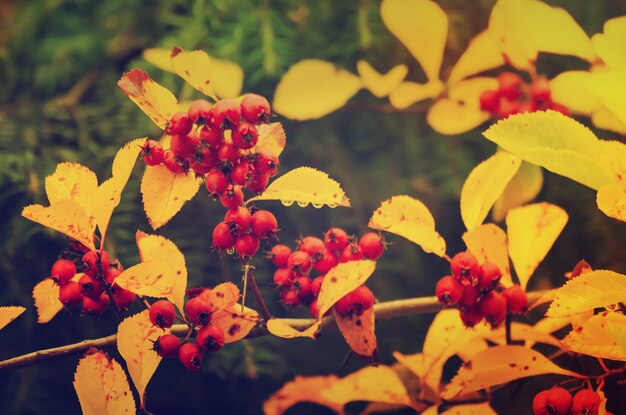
left=95, top=254, right=123, bottom=322
left=505, top=313, right=512, bottom=345
left=245, top=265, right=272, bottom=321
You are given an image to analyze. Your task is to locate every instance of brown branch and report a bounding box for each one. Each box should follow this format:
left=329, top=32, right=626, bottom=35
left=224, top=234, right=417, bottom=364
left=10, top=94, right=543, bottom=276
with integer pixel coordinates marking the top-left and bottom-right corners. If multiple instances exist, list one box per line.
left=0, top=289, right=554, bottom=373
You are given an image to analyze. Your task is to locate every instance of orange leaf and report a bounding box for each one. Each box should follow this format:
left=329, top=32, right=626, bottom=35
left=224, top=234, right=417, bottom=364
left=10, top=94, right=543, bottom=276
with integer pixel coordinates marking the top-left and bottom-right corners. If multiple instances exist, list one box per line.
left=462, top=224, right=512, bottom=287
left=0, top=306, right=26, bottom=331
left=263, top=375, right=342, bottom=415
left=423, top=402, right=498, bottom=415
left=250, top=123, right=286, bottom=158
left=334, top=307, right=378, bottom=364
left=356, top=60, right=408, bottom=98
left=117, top=68, right=179, bottom=129
left=141, top=165, right=201, bottom=230
left=117, top=310, right=164, bottom=408
left=316, top=260, right=376, bottom=319
left=266, top=319, right=321, bottom=340
left=73, top=349, right=135, bottom=415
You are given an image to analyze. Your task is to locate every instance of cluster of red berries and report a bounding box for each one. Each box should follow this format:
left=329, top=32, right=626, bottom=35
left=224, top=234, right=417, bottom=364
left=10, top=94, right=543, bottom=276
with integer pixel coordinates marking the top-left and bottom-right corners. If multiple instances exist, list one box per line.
left=533, top=387, right=604, bottom=415
left=435, top=251, right=528, bottom=328
left=140, top=93, right=278, bottom=194
left=49, top=242, right=136, bottom=315
left=212, top=207, right=278, bottom=259
left=268, top=228, right=384, bottom=317
left=479, top=72, right=569, bottom=119
left=149, top=293, right=225, bottom=372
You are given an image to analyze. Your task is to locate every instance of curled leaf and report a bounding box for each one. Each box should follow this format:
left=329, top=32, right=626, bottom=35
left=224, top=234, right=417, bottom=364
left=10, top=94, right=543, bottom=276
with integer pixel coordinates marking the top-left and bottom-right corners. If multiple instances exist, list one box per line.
left=251, top=123, right=286, bottom=158
left=266, top=319, right=321, bottom=340
left=316, top=260, right=376, bottom=319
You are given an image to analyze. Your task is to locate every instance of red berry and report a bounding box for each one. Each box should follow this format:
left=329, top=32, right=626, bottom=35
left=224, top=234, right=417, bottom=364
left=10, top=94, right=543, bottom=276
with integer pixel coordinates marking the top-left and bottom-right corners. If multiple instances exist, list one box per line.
left=251, top=210, right=278, bottom=239
left=571, top=389, right=601, bottom=415
left=280, top=288, right=301, bottom=307
left=82, top=251, right=110, bottom=278
left=196, top=324, right=225, bottom=352
left=247, top=171, right=271, bottom=193
left=199, top=125, right=224, bottom=147
left=298, top=236, right=325, bottom=257
left=149, top=300, right=176, bottom=329
left=533, top=390, right=550, bottom=415
left=231, top=160, right=252, bottom=186
left=294, top=276, right=312, bottom=300
left=359, top=232, right=384, bottom=260
left=111, top=284, right=136, bottom=309
left=170, top=133, right=199, bottom=158
left=497, top=72, right=524, bottom=100
left=232, top=122, right=259, bottom=150
left=450, top=251, right=480, bottom=285
left=312, top=249, right=338, bottom=275
left=185, top=297, right=213, bottom=326
left=460, top=306, right=483, bottom=328
left=502, top=284, right=528, bottom=314
left=82, top=292, right=109, bottom=315
left=334, top=293, right=353, bottom=315
left=478, top=291, right=507, bottom=327
left=309, top=299, right=319, bottom=318
left=273, top=268, right=294, bottom=288
left=50, top=259, right=76, bottom=285
left=497, top=98, right=522, bottom=119
left=254, top=153, right=279, bottom=176
left=79, top=274, right=104, bottom=299
left=550, top=103, right=570, bottom=116
left=152, top=334, right=181, bottom=358
left=530, top=78, right=551, bottom=106
left=287, top=251, right=312, bottom=275
left=269, top=244, right=292, bottom=268
left=235, top=234, right=260, bottom=258
left=141, top=139, right=165, bottom=166
left=435, top=275, right=464, bottom=306
left=479, top=89, right=500, bottom=113
left=241, top=93, right=271, bottom=123
left=217, top=142, right=241, bottom=164
left=459, top=285, right=481, bottom=309
left=212, top=222, right=237, bottom=251
left=224, top=206, right=252, bottom=235
left=311, top=276, right=324, bottom=297
left=335, top=286, right=374, bottom=316
left=59, top=281, right=83, bottom=306
left=477, top=262, right=502, bottom=292
left=544, top=387, right=573, bottom=415
left=339, top=243, right=364, bottom=263
left=187, top=99, right=212, bottom=123
left=167, top=112, right=193, bottom=136
left=163, top=150, right=189, bottom=174
left=220, top=185, right=244, bottom=210
left=178, top=342, right=203, bottom=372
left=212, top=99, right=241, bottom=130
left=104, top=267, right=121, bottom=284
left=324, top=228, right=349, bottom=251
left=205, top=169, right=229, bottom=197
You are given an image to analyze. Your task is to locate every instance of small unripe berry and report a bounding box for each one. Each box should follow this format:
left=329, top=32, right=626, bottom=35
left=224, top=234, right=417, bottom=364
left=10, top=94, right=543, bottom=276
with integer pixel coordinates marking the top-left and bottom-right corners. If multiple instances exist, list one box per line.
left=185, top=297, right=213, bottom=326
left=50, top=259, right=76, bottom=286
left=436, top=276, right=464, bottom=306
left=196, top=324, right=225, bottom=352
left=269, top=244, right=292, bottom=268
left=149, top=300, right=176, bottom=329
left=178, top=342, right=203, bottom=372
left=359, top=232, right=385, bottom=260
left=324, top=228, right=349, bottom=252
left=153, top=334, right=181, bottom=358
left=502, top=284, right=528, bottom=314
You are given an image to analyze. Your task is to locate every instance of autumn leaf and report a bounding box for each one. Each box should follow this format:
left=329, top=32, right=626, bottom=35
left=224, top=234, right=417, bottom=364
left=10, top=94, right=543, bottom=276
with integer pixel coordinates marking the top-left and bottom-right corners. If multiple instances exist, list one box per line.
left=33, top=278, right=64, bottom=324
left=117, top=310, right=164, bottom=408
left=462, top=224, right=512, bottom=287
left=422, top=402, right=498, bottom=415
left=250, top=123, right=286, bottom=158
left=388, top=80, right=444, bottom=109
left=369, top=195, right=446, bottom=257
left=117, top=68, right=179, bottom=129
left=334, top=307, right=378, bottom=364
left=506, top=203, right=568, bottom=290
left=316, top=260, right=376, bottom=319
left=448, top=30, right=505, bottom=84
left=547, top=270, right=626, bottom=317
left=475, top=322, right=563, bottom=349
left=441, top=345, right=582, bottom=399
left=247, top=167, right=350, bottom=208
left=356, top=60, right=408, bottom=98
left=199, top=283, right=260, bottom=342
left=263, top=375, right=342, bottom=415
left=273, top=59, right=362, bottom=120
left=592, top=17, right=626, bottom=71
left=492, top=162, right=544, bottom=222
left=562, top=311, right=626, bottom=361
left=169, top=47, right=218, bottom=100
left=0, top=306, right=25, bottom=331
left=524, top=316, right=572, bottom=348
left=380, top=0, right=447, bottom=82
left=460, top=151, right=521, bottom=230
left=45, top=162, right=98, bottom=215
left=266, top=319, right=321, bottom=340
left=73, top=349, right=135, bottom=415
left=597, top=183, right=626, bottom=222
left=141, top=164, right=201, bottom=230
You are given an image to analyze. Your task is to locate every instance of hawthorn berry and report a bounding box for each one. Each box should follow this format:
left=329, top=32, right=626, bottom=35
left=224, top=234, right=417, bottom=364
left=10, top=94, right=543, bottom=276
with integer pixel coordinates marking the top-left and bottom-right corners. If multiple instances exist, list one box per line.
left=212, top=99, right=241, bottom=130
left=334, top=286, right=374, bottom=316
left=167, top=112, right=193, bottom=136
left=232, top=122, right=259, bottom=150
left=217, top=142, right=241, bottom=164
left=287, top=251, right=312, bottom=275
left=82, top=292, right=109, bottom=315
left=324, top=228, right=349, bottom=252
left=571, top=389, right=601, bottom=415
left=111, top=284, right=136, bottom=309
left=170, top=133, right=199, bottom=158
left=280, top=288, right=301, bottom=308
left=459, top=285, right=481, bottom=309
left=312, top=249, right=338, bottom=275
left=254, top=153, right=279, bottom=177
left=141, top=139, right=165, bottom=166
left=82, top=251, right=109, bottom=278
left=477, top=262, right=502, bottom=292
left=294, top=276, right=313, bottom=300
left=196, top=324, right=226, bottom=352
left=359, top=232, right=384, bottom=260
left=311, top=276, right=324, bottom=297
left=185, top=297, right=213, bottom=326
left=269, top=244, right=292, bottom=268
left=460, top=306, right=483, bottom=328
left=309, top=299, right=319, bottom=318
left=247, top=171, right=271, bottom=193
left=450, top=251, right=480, bottom=285
left=231, top=160, right=252, bottom=186
left=533, top=390, right=550, bottom=415
left=551, top=103, right=570, bottom=116
left=199, top=125, right=223, bottom=147
left=251, top=210, right=278, bottom=239
left=530, top=78, right=551, bottom=105
left=105, top=267, right=121, bottom=284
left=50, top=259, right=76, bottom=285
left=543, top=387, right=573, bottom=415
left=187, top=99, right=212, bottom=124
left=79, top=274, right=104, bottom=299
left=339, top=243, right=364, bottom=263
left=479, top=89, right=500, bottom=113
left=235, top=234, right=260, bottom=258
left=163, top=150, right=189, bottom=174
left=478, top=291, right=507, bottom=327
left=224, top=207, right=252, bottom=235
left=241, top=93, right=271, bottom=123
left=149, top=300, right=176, bottom=329
left=298, top=236, right=325, bottom=257
left=502, top=284, right=528, bottom=314
left=178, top=342, right=203, bottom=372
left=273, top=268, right=294, bottom=288
left=59, top=281, right=83, bottom=307
left=497, top=98, right=522, bottom=119
left=153, top=334, right=181, bottom=359
left=435, top=275, right=464, bottom=306
left=205, top=169, right=229, bottom=197
left=212, top=222, right=237, bottom=251
left=220, top=185, right=244, bottom=210
left=497, top=72, right=524, bottom=100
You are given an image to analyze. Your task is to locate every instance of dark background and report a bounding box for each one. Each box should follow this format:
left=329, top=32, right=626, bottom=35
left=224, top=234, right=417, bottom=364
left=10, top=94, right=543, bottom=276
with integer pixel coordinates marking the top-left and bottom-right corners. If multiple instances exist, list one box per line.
left=1, top=0, right=625, bottom=414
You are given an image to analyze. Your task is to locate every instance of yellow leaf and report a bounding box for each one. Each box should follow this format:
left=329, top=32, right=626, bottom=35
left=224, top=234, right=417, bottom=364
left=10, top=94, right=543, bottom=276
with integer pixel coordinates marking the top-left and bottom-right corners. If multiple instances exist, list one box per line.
left=170, top=48, right=218, bottom=100
left=507, top=202, right=568, bottom=290
left=388, top=80, right=444, bottom=109
left=22, top=200, right=96, bottom=251
left=448, top=30, right=505, bottom=84
left=273, top=59, right=362, bottom=120
left=525, top=316, right=571, bottom=348
left=369, top=195, right=446, bottom=257
left=334, top=307, right=378, bottom=363
left=356, top=60, right=408, bottom=98
left=266, top=319, right=321, bottom=340
left=441, top=345, right=582, bottom=399
left=587, top=69, right=626, bottom=130
left=247, top=167, right=350, bottom=208
left=316, top=260, right=376, bottom=319
left=263, top=375, right=342, bottom=415
left=461, top=151, right=522, bottom=230
left=117, top=310, right=164, bottom=408
left=45, top=162, right=98, bottom=215
left=117, top=68, right=179, bottom=129
left=424, top=402, right=498, bottom=415
left=597, top=184, right=626, bottom=222
left=33, top=279, right=62, bottom=323
left=483, top=111, right=616, bottom=191
left=549, top=71, right=598, bottom=115
left=475, top=322, right=563, bottom=349
left=607, top=321, right=626, bottom=355
left=492, top=162, right=544, bottom=222
left=0, top=306, right=25, bottom=331
left=462, top=224, right=512, bottom=287
left=426, top=100, right=489, bottom=136
left=73, top=349, right=135, bottom=415
left=250, top=123, right=286, bottom=158
left=380, top=0, right=447, bottom=82
left=592, top=16, right=626, bottom=71
left=92, top=139, right=143, bottom=241
left=591, top=103, right=626, bottom=135
left=141, top=165, right=201, bottom=230
left=547, top=270, right=626, bottom=317
left=562, top=311, right=626, bottom=361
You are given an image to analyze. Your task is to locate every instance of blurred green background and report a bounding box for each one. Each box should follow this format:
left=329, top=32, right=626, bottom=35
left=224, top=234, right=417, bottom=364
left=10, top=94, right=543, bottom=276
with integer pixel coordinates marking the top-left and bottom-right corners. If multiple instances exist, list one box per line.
left=1, top=0, right=626, bottom=414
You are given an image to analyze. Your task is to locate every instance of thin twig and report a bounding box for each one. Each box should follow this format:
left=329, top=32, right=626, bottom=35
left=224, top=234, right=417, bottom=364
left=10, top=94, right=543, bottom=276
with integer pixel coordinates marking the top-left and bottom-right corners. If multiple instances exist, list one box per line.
left=505, top=313, right=512, bottom=345
left=246, top=266, right=272, bottom=321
